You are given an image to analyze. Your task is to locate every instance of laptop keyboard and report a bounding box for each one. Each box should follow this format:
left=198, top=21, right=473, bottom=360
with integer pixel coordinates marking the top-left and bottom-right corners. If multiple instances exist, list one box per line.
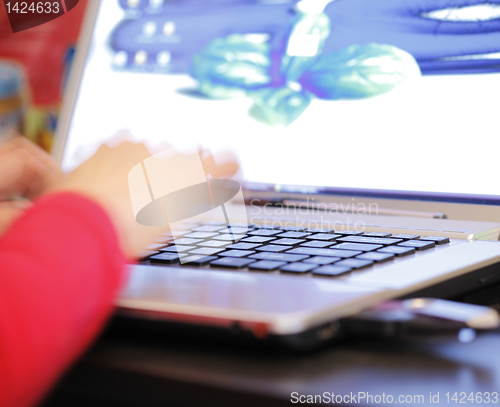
left=139, top=222, right=450, bottom=278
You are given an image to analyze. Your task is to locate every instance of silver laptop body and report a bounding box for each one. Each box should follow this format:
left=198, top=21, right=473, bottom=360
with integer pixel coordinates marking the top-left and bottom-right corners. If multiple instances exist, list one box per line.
left=53, top=0, right=500, bottom=347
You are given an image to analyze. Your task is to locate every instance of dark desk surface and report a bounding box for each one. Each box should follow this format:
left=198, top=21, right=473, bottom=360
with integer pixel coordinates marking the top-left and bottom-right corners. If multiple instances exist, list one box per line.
left=43, top=287, right=500, bottom=407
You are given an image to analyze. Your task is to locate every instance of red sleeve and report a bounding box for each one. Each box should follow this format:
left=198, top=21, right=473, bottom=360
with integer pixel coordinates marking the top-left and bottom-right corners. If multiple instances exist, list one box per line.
left=0, top=192, right=127, bottom=407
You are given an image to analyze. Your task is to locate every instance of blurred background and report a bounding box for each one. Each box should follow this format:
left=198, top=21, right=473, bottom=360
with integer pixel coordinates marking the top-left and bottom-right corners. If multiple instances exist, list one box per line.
left=0, top=0, right=89, bottom=150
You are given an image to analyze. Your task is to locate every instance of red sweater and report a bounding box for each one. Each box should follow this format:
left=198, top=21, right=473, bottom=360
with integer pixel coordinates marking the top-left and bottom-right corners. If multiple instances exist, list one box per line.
left=0, top=193, right=126, bottom=407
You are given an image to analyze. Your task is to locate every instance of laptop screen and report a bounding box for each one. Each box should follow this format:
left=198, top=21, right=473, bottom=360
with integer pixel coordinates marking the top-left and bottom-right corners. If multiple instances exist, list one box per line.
left=61, top=0, right=500, bottom=204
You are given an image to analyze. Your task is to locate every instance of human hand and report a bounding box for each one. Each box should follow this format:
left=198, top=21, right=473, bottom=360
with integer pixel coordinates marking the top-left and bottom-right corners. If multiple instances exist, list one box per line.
left=56, top=140, right=241, bottom=259
left=0, top=136, right=64, bottom=198
left=198, top=146, right=241, bottom=181
left=0, top=137, right=64, bottom=235
left=55, top=141, right=159, bottom=259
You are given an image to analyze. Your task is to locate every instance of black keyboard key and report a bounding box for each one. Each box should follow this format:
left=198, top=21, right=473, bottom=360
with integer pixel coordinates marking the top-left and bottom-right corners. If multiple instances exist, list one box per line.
left=161, top=245, right=195, bottom=253
left=286, top=248, right=360, bottom=258
left=150, top=253, right=186, bottom=264
left=272, top=238, right=306, bottom=246
left=210, top=258, right=256, bottom=269
left=281, top=226, right=307, bottom=232
left=307, top=228, right=334, bottom=233
left=391, top=234, right=420, bottom=240
left=190, top=247, right=226, bottom=256
left=331, top=243, right=383, bottom=252
left=192, top=225, right=226, bottom=232
left=155, top=237, right=174, bottom=244
left=218, top=250, right=256, bottom=257
left=229, top=223, right=255, bottom=228
left=378, top=246, right=415, bottom=256
left=248, top=229, right=282, bottom=236
left=305, top=233, right=340, bottom=241
left=277, top=232, right=311, bottom=239
left=162, top=230, right=190, bottom=237
left=420, top=236, right=450, bottom=245
left=337, top=236, right=402, bottom=245
left=218, top=227, right=250, bottom=234
left=280, top=263, right=315, bottom=273
left=182, top=255, right=217, bottom=266
left=334, top=230, right=363, bottom=236
left=241, top=236, right=276, bottom=244
left=250, top=252, right=309, bottom=262
left=356, top=252, right=395, bottom=263
left=300, top=241, right=334, bottom=248
left=303, top=256, right=341, bottom=265
left=227, top=242, right=262, bottom=250
left=213, top=234, right=246, bottom=241
left=179, top=227, right=203, bottom=233
left=169, top=237, right=203, bottom=245
left=254, top=224, right=281, bottom=229
left=398, top=240, right=435, bottom=251
left=146, top=243, right=168, bottom=250
left=184, top=232, right=218, bottom=239
left=138, top=250, right=159, bottom=260
left=197, top=240, right=231, bottom=248
left=335, top=259, right=374, bottom=269
left=249, top=260, right=287, bottom=271
left=255, top=245, right=288, bottom=252
left=158, top=245, right=174, bottom=251
left=312, top=266, right=352, bottom=276
left=362, top=232, right=392, bottom=238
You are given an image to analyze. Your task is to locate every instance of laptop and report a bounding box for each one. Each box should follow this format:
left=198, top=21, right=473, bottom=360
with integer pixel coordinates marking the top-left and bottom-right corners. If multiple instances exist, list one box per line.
left=53, top=0, right=500, bottom=349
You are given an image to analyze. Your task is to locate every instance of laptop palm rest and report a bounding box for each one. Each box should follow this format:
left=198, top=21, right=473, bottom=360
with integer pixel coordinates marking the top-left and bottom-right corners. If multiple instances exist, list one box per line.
left=118, top=240, right=500, bottom=335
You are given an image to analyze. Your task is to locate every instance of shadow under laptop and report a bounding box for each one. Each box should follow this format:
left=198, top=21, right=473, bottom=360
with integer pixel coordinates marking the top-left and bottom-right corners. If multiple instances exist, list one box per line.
left=41, top=314, right=500, bottom=407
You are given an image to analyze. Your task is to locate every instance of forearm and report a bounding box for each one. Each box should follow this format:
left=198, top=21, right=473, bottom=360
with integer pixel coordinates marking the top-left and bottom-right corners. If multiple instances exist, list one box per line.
left=0, top=192, right=126, bottom=407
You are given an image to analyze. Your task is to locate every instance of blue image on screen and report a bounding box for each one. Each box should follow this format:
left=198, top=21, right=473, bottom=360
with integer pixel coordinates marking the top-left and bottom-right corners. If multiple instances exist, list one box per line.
left=108, top=0, right=500, bottom=125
